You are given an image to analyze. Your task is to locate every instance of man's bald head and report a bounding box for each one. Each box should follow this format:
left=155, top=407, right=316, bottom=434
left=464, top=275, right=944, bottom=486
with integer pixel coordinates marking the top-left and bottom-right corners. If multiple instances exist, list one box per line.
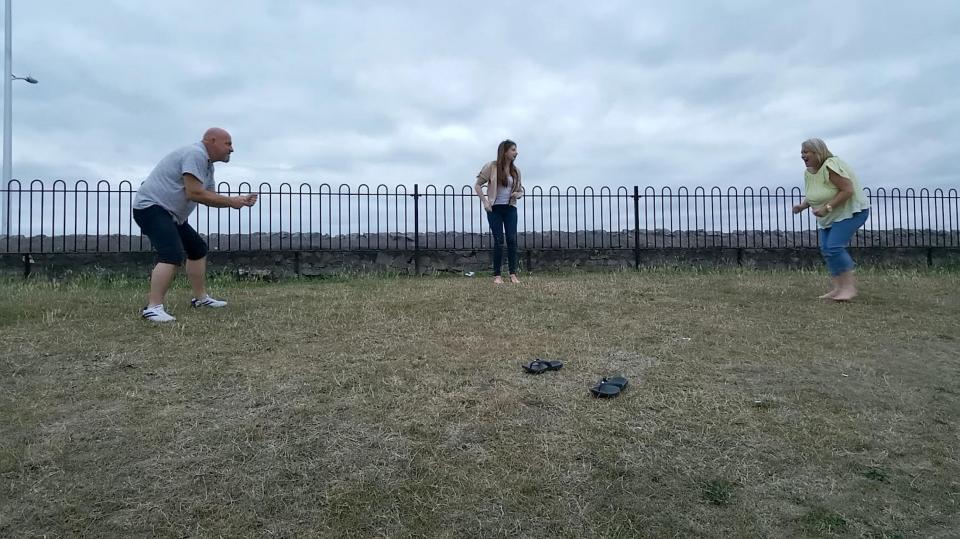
left=203, top=127, right=230, bottom=141
left=201, top=127, right=234, bottom=163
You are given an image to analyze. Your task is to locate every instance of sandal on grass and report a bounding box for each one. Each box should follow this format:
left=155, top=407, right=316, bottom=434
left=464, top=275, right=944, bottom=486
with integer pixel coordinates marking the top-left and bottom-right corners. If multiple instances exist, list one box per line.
left=523, top=358, right=564, bottom=374
left=522, top=360, right=550, bottom=374
left=590, top=376, right=629, bottom=398
left=535, top=358, right=563, bottom=371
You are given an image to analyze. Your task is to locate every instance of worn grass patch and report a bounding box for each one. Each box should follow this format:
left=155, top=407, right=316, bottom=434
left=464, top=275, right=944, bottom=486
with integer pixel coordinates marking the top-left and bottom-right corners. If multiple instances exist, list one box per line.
left=1, top=268, right=959, bottom=537
left=702, top=478, right=737, bottom=507
left=799, top=507, right=849, bottom=535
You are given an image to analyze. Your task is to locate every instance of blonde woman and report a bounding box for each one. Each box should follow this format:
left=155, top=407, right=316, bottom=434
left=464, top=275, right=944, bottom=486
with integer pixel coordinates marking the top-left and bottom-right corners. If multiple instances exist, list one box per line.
left=474, top=140, right=524, bottom=284
left=792, top=138, right=871, bottom=301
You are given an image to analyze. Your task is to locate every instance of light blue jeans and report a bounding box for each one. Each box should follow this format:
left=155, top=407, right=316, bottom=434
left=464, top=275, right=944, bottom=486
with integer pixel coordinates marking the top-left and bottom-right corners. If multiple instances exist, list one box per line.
left=818, top=209, right=870, bottom=276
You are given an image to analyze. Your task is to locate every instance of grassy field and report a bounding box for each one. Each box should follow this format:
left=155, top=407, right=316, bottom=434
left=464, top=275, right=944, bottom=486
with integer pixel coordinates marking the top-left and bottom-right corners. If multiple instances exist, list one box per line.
left=1, top=269, right=958, bottom=538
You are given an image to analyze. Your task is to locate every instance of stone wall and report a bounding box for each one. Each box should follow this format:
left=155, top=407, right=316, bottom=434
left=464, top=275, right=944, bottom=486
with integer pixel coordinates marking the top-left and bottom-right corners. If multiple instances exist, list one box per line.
left=2, top=247, right=958, bottom=280
left=2, top=229, right=959, bottom=254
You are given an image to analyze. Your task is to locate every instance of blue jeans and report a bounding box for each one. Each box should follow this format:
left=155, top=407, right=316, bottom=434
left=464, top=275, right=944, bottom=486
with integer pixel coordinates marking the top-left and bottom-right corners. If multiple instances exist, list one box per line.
left=818, top=209, right=869, bottom=277
left=486, top=204, right=518, bottom=276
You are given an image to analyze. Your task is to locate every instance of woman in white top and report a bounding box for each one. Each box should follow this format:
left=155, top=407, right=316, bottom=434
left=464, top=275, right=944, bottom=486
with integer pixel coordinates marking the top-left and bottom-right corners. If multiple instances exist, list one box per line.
left=474, top=140, right=524, bottom=284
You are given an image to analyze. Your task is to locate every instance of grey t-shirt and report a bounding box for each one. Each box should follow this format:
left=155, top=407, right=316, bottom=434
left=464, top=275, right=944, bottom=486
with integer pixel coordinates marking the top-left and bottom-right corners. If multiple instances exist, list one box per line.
left=133, top=142, right=215, bottom=224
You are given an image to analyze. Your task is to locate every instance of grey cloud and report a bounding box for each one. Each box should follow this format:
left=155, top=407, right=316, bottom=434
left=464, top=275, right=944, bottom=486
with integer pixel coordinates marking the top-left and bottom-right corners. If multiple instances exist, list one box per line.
left=5, top=0, right=958, bottom=191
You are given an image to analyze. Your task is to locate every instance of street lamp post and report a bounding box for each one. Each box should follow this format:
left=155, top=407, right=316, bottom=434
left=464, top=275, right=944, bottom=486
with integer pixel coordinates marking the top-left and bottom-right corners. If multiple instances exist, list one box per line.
left=2, top=0, right=37, bottom=237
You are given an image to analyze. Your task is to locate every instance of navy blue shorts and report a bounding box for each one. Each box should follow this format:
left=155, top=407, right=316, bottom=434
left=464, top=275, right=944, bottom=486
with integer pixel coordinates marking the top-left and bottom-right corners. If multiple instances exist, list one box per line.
left=133, top=205, right=208, bottom=265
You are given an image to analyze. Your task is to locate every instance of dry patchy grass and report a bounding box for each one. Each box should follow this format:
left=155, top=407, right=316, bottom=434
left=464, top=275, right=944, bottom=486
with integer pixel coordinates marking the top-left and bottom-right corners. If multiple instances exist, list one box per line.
left=1, top=268, right=958, bottom=537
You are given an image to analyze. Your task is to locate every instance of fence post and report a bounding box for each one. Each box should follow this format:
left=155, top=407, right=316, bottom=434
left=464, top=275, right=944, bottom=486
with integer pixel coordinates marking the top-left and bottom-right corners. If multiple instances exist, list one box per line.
left=633, top=186, right=641, bottom=269
left=413, top=183, right=421, bottom=275
left=1, top=180, right=8, bottom=238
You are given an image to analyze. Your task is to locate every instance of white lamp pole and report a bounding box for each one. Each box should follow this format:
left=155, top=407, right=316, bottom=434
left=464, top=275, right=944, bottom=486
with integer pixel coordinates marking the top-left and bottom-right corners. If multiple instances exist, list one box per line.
left=2, top=0, right=36, bottom=237
left=2, top=0, right=11, bottom=237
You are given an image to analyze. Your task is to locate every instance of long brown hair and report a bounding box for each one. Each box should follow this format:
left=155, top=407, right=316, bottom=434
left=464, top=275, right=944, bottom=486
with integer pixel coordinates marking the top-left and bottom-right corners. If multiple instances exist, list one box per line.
left=496, top=140, right=520, bottom=188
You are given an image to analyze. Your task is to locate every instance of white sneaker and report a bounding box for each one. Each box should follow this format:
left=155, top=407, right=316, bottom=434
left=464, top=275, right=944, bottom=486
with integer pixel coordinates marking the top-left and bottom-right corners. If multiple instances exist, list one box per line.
left=191, top=295, right=228, bottom=308
left=142, top=304, right=176, bottom=323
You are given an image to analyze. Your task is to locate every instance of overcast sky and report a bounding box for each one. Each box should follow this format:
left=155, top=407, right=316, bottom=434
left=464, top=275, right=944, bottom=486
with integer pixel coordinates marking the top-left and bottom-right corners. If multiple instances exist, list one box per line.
left=7, top=0, right=960, bottom=190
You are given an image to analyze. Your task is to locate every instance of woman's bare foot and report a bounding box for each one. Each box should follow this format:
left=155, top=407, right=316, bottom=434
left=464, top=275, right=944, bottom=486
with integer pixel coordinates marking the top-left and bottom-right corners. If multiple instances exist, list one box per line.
left=509, top=274, right=520, bottom=284
left=831, top=271, right=856, bottom=301
left=818, top=276, right=840, bottom=299
left=832, top=287, right=857, bottom=301
left=493, top=276, right=503, bottom=284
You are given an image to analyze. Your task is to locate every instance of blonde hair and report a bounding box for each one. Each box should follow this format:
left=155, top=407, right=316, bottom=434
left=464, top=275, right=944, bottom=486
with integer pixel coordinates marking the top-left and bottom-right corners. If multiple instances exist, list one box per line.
left=801, top=138, right=835, bottom=167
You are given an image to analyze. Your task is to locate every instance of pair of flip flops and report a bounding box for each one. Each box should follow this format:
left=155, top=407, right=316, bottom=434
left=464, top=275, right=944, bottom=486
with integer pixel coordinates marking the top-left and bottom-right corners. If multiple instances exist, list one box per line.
left=590, top=376, right=629, bottom=398
left=522, top=361, right=629, bottom=399
left=522, top=359, right=564, bottom=374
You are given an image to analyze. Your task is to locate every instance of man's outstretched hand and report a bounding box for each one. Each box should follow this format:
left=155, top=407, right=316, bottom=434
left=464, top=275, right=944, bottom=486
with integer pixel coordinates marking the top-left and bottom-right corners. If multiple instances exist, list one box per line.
left=230, top=194, right=258, bottom=209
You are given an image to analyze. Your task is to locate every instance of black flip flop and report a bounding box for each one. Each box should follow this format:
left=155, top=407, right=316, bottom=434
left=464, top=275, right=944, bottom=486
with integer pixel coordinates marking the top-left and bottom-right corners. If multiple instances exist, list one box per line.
left=590, top=376, right=629, bottom=398
left=602, top=376, right=629, bottom=390
left=590, top=383, right=620, bottom=398
left=522, top=360, right=550, bottom=374
left=536, top=358, right=564, bottom=371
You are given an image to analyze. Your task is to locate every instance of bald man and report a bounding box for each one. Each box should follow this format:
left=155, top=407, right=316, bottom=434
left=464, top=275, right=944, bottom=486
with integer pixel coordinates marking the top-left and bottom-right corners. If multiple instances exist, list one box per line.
left=132, top=128, right=257, bottom=323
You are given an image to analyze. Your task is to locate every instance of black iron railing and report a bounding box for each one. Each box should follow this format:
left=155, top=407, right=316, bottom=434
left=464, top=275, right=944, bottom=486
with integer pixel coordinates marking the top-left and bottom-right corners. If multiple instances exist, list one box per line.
left=1, top=180, right=958, bottom=254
